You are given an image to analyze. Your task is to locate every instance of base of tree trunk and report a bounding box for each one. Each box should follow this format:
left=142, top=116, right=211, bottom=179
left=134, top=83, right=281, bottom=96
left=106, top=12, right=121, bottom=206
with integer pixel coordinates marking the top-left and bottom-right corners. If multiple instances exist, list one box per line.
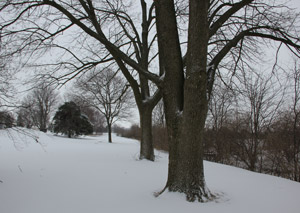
left=40, top=128, right=47, bottom=133
left=139, top=153, right=155, bottom=161
left=170, top=184, right=214, bottom=202
left=155, top=185, right=214, bottom=202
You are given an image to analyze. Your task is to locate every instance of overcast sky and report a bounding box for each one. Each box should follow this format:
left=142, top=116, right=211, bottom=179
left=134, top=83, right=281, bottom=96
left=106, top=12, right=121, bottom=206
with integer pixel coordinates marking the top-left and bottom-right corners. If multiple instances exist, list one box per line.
left=291, top=0, right=300, bottom=8
left=10, top=0, right=300, bottom=127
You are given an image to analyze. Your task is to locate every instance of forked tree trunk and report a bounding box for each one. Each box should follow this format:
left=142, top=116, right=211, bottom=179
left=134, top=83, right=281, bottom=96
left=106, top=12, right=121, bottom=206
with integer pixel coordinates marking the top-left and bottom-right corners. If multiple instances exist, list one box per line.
left=155, top=0, right=213, bottom=202
left=139, top=106, right=155, bottom=161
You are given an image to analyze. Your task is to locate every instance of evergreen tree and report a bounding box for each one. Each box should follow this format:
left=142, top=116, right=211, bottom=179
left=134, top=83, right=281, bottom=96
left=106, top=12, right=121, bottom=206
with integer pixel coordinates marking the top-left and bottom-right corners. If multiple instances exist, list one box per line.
left=0, top=111, right=14, bottom=128
left=53, top=102, right=93, bottom=138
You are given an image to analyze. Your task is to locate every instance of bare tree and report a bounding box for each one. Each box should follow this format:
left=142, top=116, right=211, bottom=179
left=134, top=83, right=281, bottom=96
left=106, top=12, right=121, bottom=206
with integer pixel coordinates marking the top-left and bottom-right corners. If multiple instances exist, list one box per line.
left=1, top=0, right=300, bottom=201
left=288, top=60, right=300, bottom=181
left=0, top=69, right=13, bottom=109
left=152, top=100, right=165, bottom=127
left=16, top=96, right=35, bottom=129
left=235, top=72, right=283, bottom=171
left=74, top=68, right=133, bottom=143
left=265, top=110, right=299, bottom=180
left=19, top=81, right=59, bottom=132
left=34, top=81, right=59, bottom=132
left=69, top=96, right=106, bottom=134
left=0, top=0, right=161, bottom=161
left=154, top=0, right=300, bottom=201
left=0, top=46, right=14, bottom=110
left=206, top=81, right=236, bottom=163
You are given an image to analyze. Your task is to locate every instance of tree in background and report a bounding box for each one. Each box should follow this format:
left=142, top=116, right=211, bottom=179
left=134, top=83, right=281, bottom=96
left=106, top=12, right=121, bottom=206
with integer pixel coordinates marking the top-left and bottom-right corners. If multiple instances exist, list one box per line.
left=0, top=111, right=15, bottom=128
left=290, top=61, right=300, bottom=181
left=152, top=100, right=165, bottom=127
left=53, top=101, right=93, bottom=138
left=271, top=61, right=300, bottom=181
left=234, top=72, right=283, bottom=171
left=206, top=81, right=236, bottom=163
left=70, top=95, right=106, bottom=134
left=32, top=82, right=59, bottom=132
left=151, top=100, right=168, bottom=151
left=73, top=68, right=133, bottom=143
left=0, top=35, right=14, bottom=110
left=265, top=111, right=299, bottom=180
left=17, top=81, right=59, bottom=132
left=16, top=97, right=35, bottom=129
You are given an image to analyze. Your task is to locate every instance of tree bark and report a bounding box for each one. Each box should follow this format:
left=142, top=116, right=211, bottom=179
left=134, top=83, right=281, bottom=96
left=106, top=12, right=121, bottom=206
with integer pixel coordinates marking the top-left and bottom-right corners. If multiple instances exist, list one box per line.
left=155, top=0, right=184, bottom=191
left=107, top=119, right=112, bottom=143
left=139, top=106, right=154, bottom=161
left=39, top=115, right=47, bottom=132
left=114, top=57, right=158, bottom=161
left=155, top=0, right=213, bottom=202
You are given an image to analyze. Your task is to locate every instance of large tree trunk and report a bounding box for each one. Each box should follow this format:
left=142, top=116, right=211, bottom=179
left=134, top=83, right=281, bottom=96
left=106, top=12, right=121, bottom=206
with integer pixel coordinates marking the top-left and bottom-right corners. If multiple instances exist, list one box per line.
left=155, top=0, right=213, bottom=202
left=139, top=106, right=154, bottom=161
left=155, top=0, right=184, bottom=191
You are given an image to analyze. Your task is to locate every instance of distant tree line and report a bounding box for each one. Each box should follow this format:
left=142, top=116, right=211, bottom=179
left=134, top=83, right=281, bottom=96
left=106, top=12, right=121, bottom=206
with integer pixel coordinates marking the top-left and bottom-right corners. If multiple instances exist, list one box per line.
left=2, top=68, right=133, bottom=141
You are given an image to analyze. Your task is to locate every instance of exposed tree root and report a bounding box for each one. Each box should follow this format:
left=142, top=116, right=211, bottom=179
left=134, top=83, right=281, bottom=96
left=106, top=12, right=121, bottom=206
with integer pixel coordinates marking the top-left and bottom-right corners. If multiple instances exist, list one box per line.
left=155, top=183, right=216, bottom=202
left=139, top=154, right=155, bottom=162
left=153, top=186, right=168, bottom=198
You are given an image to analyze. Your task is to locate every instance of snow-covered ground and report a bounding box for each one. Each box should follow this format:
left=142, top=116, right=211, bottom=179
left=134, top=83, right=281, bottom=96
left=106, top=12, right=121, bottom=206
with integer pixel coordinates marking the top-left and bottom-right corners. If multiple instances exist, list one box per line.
left=0, top=128, right=300, bottom=213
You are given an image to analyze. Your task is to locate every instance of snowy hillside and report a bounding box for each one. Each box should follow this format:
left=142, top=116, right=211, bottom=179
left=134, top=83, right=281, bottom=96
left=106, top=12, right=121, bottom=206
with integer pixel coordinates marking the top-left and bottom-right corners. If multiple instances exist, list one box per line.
left=0, top=128, right=300, bottom=213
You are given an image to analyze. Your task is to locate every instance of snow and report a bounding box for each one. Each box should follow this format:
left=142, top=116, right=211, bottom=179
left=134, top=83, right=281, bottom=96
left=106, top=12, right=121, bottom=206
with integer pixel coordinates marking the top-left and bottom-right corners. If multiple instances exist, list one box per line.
left=1, top=128, right=300, bottom=213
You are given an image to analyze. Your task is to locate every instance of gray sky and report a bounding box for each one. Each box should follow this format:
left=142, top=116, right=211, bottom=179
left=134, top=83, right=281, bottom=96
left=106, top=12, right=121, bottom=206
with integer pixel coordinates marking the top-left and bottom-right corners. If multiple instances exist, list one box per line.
left=291, top=0, right=300, bottom=8
left=10, top=0, right=300, bottom=128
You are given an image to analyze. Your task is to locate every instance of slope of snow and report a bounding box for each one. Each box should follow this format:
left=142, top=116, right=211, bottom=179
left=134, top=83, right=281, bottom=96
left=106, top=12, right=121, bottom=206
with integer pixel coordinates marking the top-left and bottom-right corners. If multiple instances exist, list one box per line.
left=0, top=128, right=300, bottom=213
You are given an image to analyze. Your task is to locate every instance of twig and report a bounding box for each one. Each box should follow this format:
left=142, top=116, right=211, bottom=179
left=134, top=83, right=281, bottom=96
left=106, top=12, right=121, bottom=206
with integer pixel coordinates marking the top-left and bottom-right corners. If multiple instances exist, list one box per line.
left=18, top=165, right=23, bottom=173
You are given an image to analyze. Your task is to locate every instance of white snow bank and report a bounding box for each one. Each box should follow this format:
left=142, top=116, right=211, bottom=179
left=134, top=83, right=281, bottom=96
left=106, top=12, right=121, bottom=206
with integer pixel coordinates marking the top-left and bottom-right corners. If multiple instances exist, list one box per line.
left=0, top=128, right=299, bottom=213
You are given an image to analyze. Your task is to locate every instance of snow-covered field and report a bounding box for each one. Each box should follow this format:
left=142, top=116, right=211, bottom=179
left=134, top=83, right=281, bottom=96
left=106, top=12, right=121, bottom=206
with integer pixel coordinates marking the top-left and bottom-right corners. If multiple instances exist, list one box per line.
left=1, top=128, right=300, bottom=213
